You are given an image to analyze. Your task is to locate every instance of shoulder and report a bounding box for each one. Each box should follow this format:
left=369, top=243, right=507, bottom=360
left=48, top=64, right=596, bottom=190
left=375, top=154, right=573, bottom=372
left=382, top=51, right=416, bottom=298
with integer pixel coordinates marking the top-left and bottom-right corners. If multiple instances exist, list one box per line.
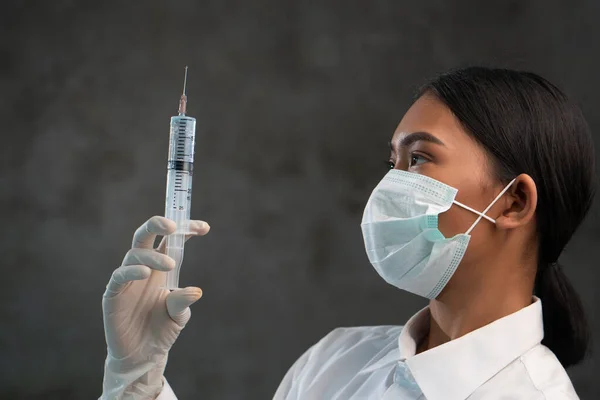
left=474, top=344, right=579, bottom=400
left=311, top=325, right=403, bottom=355
left=302, top=325, right=403, bottom=373
left=273, top=326, right=403, bottom=399
left=519, top=345, right=580, bottom=399
left=318, top=325, right=403, bottom=345
left=306, top=325, right=402, bottom=377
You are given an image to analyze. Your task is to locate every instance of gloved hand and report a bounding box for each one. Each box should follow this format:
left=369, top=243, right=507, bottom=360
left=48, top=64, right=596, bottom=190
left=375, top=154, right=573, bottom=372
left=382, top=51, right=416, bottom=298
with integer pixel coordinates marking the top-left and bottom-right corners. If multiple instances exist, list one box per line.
left=100, top=216, right=210, bottom=400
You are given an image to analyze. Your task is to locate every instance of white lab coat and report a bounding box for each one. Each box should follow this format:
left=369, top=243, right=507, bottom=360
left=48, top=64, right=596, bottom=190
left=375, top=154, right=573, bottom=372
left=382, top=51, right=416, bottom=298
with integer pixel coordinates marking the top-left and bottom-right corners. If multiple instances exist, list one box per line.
left=157, top=296, right=579, bottom=399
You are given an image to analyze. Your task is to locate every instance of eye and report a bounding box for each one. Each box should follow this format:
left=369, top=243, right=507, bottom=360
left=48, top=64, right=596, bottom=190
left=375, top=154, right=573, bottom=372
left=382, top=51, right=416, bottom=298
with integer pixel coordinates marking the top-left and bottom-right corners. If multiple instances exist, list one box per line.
left=384, top=160, right=395, bottom=170
left=409, top=153, right=429, bottom=167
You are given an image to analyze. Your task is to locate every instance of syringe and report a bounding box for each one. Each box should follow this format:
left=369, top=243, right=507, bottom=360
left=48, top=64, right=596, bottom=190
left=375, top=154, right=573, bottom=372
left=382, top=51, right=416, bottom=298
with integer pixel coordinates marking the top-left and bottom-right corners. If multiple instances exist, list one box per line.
left=163, top=66, right=197, bottom=290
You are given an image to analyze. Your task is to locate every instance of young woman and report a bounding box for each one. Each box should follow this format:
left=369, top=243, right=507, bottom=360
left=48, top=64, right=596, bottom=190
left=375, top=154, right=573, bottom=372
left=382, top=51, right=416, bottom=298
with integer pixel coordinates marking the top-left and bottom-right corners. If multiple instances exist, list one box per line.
left=100, top=67, right=596, bottom=400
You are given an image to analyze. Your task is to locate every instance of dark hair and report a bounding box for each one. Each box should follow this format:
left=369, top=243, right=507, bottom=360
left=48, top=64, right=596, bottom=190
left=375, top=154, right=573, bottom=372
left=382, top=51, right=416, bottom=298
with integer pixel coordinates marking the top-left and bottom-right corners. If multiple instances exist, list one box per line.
left=417, top=67, right=596, bottom=368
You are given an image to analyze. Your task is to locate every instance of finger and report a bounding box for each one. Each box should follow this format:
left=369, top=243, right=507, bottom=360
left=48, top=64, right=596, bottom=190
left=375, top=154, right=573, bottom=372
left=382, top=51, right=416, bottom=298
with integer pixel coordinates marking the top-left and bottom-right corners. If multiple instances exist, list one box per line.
left=132, top=216, right=177, bottom=249
left=156, top=220, right=210, bottom=253
left=156, top=235, right=193, bottom=255
left=166, top=287, right=203, bottom=327
left=122, top=248, right=176, bottom=271
left=104, top=264, right=152, bottom=297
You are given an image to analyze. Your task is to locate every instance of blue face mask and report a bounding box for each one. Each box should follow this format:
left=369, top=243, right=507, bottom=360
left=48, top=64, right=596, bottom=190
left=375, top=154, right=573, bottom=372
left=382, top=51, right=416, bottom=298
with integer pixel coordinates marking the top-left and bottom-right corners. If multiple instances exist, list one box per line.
left=360, top=169, right=516, bottom=299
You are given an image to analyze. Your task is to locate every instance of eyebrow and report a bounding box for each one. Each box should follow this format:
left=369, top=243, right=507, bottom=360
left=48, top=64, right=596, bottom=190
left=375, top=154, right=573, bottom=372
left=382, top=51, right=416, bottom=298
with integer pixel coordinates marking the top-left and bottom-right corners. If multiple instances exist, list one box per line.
left=388, top=131, right=446, bottom=151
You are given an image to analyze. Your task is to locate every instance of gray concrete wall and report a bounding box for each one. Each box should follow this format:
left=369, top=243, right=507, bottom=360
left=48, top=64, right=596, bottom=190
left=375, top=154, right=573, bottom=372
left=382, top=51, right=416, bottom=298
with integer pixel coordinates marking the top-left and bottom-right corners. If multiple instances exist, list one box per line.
left=1, top=0, right=599, bottom=398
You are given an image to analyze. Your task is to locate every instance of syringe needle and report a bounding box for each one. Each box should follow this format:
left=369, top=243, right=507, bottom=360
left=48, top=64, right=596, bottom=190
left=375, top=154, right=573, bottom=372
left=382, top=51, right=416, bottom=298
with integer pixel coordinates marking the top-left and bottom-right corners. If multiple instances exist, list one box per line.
left=182, top=66, right=188, bottom=96
left=178, top=66, right=188, bottom=116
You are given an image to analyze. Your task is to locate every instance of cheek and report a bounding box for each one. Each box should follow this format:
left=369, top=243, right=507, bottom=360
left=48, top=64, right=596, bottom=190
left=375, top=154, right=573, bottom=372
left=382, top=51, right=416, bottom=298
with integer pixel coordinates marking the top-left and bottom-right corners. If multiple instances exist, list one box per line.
left=437, top=204, right=496, bottom=266
left=437, top=205, right=495, bottom=239
left=436, top=207, right=467, bottom=238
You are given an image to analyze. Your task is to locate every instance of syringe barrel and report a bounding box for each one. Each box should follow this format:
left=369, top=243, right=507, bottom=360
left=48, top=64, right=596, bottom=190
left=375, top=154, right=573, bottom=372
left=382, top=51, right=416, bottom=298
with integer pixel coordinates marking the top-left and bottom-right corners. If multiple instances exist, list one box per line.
left=164, top=115, right=196, bottom=290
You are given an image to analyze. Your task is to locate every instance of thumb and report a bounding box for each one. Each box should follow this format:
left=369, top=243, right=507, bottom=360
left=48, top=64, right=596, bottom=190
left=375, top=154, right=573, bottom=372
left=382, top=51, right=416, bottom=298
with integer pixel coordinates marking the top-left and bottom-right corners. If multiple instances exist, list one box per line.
left=166, top=287, right=203, bottom=327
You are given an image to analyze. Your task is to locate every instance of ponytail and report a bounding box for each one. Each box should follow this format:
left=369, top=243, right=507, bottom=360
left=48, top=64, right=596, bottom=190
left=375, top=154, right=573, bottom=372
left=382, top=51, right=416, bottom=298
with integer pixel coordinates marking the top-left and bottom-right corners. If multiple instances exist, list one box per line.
left=534, top=261, right=590, bottom=368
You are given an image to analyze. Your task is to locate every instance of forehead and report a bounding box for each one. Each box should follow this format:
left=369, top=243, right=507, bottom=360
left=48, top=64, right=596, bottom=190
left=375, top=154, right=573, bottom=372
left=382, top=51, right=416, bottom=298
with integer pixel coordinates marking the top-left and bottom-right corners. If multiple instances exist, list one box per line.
left=391, top=93, right=475, bottom=151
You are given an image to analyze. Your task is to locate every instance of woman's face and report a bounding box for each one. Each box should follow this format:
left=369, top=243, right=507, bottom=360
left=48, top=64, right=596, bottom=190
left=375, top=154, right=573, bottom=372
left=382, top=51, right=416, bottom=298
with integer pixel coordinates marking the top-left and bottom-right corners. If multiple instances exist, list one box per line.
left=388, top=93, right=536, bottom=292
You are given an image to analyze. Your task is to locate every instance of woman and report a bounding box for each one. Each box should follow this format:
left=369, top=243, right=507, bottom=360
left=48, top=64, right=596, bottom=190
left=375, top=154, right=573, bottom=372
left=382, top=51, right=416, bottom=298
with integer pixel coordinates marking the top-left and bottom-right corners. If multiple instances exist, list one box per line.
left=100, top=67, right=596, bottom=399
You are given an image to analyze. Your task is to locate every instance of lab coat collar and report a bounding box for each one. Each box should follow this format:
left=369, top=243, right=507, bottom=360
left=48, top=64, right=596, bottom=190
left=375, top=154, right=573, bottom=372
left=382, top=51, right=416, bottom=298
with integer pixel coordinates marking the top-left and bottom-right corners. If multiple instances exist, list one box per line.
left=397, top=296, right=544, bottom=400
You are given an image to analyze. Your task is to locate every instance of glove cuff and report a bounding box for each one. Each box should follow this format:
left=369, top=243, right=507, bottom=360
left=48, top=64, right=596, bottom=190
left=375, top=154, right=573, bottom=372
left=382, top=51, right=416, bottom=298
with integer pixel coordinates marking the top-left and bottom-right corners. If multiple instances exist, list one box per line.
left=101, top=351, right=169, bottom=399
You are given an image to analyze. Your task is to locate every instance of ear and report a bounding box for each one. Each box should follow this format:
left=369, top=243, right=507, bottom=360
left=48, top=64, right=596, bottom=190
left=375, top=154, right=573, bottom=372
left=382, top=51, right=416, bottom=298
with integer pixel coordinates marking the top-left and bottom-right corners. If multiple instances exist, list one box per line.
left=494, top=174, right=538, bottom=230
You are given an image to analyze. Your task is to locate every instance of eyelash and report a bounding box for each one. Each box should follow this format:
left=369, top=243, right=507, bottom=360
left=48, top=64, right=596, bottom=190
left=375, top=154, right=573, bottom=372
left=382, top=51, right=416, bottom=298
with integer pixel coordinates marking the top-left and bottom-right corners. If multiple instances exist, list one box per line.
left=385, top=153, right=429, bottom=169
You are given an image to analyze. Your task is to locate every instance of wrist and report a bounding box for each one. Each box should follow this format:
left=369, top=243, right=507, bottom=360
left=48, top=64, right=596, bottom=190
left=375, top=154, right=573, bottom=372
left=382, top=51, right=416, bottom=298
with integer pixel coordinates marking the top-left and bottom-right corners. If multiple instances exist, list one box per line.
left=102, top=352, right=169, bottom=399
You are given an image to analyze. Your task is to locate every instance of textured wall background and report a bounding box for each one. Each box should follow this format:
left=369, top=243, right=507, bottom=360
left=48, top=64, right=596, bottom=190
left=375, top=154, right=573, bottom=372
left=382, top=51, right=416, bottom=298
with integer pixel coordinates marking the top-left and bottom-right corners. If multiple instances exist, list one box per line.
left=1, top=0, right=599, bottom=398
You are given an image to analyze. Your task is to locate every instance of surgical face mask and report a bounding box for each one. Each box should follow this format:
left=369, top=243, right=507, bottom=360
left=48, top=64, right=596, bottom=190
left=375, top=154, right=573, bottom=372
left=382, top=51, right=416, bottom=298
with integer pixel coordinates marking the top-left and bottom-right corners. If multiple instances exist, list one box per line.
left=360, top=169, right=516, bottom=299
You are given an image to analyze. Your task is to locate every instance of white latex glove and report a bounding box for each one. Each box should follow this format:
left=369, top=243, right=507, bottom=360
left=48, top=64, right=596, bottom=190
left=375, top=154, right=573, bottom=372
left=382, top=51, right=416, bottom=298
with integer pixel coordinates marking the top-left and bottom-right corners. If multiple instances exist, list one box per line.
left=100, top=216, right=210, bottom=400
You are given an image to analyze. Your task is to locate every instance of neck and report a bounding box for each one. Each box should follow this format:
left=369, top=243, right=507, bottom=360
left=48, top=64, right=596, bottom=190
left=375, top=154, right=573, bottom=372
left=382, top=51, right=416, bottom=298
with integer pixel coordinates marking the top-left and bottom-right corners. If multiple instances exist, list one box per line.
left=416, top=262, right=535, bottom=354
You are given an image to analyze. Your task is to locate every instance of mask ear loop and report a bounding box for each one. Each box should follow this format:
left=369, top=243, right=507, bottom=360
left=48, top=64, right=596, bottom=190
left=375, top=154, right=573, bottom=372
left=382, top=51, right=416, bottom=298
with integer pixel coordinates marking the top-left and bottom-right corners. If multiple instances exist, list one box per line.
left=452, top=202, right=497, bottom=224
left=456, top=177, right=518, bottom=236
